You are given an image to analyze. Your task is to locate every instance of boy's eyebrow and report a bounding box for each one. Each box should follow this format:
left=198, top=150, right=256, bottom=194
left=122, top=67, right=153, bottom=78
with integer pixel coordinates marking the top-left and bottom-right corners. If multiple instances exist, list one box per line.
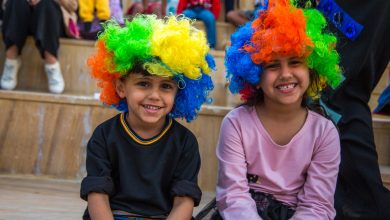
left=134, top=75, right=176, bottom=83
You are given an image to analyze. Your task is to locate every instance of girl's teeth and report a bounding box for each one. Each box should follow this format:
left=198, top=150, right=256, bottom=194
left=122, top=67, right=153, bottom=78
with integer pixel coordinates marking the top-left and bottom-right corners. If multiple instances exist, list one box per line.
left=278, top=84, right=295, bottom=90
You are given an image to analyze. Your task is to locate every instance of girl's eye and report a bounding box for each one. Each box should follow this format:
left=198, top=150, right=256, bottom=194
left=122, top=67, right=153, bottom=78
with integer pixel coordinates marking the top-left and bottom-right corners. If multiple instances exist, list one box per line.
left=264, top=63, right=279, bottom=70
left=290, top=60, right=303, bottom=66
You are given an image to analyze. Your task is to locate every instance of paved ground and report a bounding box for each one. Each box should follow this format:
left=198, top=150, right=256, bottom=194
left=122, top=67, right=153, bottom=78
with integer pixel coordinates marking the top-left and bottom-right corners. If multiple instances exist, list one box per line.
left=0, top=174, right=214, bottom=220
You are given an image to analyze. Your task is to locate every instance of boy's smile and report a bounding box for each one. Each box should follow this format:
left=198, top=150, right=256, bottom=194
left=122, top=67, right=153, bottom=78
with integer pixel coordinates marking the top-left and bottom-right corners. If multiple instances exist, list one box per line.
left=115, top=73, right=178, bottom=138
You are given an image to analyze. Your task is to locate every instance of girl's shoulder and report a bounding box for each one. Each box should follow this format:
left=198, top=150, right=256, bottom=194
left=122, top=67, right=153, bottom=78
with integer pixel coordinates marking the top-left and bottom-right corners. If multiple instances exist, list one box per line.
left=306, top=110, right=339, bottom=137
left=226, top=105, right=254, bottom=119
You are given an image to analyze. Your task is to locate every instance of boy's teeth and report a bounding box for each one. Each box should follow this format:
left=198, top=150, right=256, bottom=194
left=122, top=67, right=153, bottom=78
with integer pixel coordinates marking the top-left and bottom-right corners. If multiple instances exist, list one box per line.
left=145, top=105, right=160, bottom=110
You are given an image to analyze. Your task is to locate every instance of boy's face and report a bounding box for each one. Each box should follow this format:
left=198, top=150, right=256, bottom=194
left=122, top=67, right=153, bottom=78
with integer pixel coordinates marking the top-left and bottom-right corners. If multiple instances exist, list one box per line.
left=115, top=73, right=178, bottom=129
left=258, top=55, right=310, bottom=107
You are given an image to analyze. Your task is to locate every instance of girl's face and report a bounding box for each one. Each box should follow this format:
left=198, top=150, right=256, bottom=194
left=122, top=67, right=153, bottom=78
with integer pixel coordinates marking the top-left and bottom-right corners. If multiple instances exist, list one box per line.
left=258, top=55, right=310, bottom=107
left=115, top=73, right=178, bottom=129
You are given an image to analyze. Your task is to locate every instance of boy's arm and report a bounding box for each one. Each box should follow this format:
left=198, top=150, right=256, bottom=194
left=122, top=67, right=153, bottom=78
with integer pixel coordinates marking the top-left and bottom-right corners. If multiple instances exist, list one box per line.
left=88, top=192, right=114, bottom=220
left=167, top=196, right=194, bottom=220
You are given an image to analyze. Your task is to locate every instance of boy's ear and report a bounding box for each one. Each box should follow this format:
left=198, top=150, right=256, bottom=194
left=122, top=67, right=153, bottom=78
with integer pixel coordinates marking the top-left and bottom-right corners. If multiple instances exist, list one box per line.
left=114, top=79, right=126, bottom=99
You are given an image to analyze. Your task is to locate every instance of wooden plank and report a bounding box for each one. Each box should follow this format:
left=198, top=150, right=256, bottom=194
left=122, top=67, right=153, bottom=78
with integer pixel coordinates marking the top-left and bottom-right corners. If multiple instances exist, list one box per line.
left=0, top=90, right=231, bottom=191
left=0, top=174, right=214, bottom=219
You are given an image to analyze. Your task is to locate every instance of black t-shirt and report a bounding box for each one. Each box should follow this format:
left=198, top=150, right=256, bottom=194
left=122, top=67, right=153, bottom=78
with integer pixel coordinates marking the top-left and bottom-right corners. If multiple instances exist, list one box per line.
left=80, top=113, right=202, bottom=219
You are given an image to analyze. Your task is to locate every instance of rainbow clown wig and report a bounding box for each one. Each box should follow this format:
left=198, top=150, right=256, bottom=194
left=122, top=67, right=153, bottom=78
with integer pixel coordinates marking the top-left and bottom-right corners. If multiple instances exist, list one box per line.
left=88, top=15, right=215, bottom=122
left=225, top=0, right=343, bottom=101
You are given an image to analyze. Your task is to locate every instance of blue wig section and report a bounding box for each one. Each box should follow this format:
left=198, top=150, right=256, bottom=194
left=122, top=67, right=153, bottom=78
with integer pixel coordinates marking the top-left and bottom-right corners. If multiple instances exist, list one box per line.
left=106, top=99, right=128, bottom=112
left=225, top=22, right=262, bottom=94
left=206, top=53, right=216, bottom=70
left=171, top=73, right=214, bottom=122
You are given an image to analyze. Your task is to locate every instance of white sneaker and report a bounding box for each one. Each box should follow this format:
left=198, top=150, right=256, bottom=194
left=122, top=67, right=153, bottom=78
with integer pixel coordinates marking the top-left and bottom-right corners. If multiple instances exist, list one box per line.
left=1, top=58, right=21, bottom=90
left=45, top=62, right=64, bottom=94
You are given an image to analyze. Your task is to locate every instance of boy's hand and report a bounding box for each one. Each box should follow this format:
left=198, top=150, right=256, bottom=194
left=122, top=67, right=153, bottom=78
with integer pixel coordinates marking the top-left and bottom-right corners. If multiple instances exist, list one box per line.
left=167, top=196, right=194, bottom=220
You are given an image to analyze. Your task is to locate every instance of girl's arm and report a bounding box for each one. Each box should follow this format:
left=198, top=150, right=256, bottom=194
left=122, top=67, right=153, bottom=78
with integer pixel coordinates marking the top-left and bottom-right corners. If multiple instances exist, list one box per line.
left=291, top=122, right=341, bottom=220
left=167, top=196, right=194, bottom=220
left=88, top=192, right=114, bottom=220
left=216, top=116, right=262, bottom=220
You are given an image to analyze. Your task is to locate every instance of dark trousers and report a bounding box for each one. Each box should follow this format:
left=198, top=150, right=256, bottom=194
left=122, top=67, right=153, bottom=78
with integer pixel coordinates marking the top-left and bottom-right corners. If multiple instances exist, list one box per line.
left=2, top=0, right=63, bottom=58
left=321, top=1, right=390, bottom=219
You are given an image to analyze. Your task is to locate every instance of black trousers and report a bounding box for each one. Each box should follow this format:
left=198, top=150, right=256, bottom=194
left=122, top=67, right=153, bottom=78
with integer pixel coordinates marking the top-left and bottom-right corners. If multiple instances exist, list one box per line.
left=2, top=0, right=63, bottom=58
left=321, top=1, right=390, bottom=219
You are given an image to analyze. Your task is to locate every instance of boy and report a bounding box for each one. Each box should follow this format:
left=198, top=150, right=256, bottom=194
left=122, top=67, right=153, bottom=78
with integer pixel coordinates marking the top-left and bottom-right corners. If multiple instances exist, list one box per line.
left=80, top=15, right=215, bottom=219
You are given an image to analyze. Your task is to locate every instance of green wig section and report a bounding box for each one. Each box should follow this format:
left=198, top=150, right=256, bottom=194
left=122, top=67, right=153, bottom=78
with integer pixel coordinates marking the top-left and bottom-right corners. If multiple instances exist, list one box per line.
left=304, top=9, right=342, bottom=89
left=99, top=15, right=155, bottom=74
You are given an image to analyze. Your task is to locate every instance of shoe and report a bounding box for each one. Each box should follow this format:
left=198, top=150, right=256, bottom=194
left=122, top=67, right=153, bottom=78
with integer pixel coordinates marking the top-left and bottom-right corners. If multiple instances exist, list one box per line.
left=1, top=58, right=21, bottom=90
left=45, top=62, right=64, bottom=94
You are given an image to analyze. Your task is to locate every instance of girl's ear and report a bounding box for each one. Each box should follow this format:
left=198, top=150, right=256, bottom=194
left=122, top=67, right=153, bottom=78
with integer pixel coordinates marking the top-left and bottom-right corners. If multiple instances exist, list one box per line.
left=114, top=78, right=126, bottom=99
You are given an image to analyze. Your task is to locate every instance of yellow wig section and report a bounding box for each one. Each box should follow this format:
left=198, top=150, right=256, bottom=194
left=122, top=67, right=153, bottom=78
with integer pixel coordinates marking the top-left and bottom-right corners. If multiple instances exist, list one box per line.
left=151, top=16, right=211, bottom=80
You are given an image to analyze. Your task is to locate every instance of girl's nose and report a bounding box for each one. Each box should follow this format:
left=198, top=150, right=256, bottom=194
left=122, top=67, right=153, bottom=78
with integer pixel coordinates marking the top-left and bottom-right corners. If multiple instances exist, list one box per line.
left=280, top=64, right=293, bottom=78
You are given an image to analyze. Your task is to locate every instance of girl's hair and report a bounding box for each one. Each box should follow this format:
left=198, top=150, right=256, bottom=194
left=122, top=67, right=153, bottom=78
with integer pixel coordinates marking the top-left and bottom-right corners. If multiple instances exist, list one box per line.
left=88, top=15, right=216, bottom=122
left=225, top=0, right=343, bottom=104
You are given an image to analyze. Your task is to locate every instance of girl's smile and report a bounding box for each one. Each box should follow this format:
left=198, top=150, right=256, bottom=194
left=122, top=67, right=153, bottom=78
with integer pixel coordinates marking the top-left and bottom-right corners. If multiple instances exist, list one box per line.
left=259, top=56, right=310, bottom=107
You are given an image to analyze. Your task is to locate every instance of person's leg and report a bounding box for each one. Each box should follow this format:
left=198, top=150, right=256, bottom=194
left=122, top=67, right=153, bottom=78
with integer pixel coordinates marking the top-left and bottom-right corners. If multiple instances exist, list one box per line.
left=226, top=10, right=248, bottom=26
left=78, top=0, right=95, bottom=22
left=197, top=8, right=216, bottom=49
left=148, top=2, right=163, bottom=18
left=182, top=8, right=197, bottom=19
left=0, top=0, right=30, bottom=90
left=321, top=1, right=390, bottom=219
left=224, top=0, right=235, bottom=22
left=96, top=0, right=111, bottom=21
left=32, top=0, right=64, bottom=93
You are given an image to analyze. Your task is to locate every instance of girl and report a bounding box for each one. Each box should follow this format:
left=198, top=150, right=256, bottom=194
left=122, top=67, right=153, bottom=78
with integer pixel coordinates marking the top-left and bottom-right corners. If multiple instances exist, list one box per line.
left=216, top=0, right=343, bottom=219
left=80, top=15, right=215, bottom=219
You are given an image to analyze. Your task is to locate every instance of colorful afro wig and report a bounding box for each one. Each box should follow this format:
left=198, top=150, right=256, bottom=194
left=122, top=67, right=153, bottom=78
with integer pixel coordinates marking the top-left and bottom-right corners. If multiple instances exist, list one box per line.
left=88, top=15, right=215, bottom=122
left=225, top=0, right=343, bottom=101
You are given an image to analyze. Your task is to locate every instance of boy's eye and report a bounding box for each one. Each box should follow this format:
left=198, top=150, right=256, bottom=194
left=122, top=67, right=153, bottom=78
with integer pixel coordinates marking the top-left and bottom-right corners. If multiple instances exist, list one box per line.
left=137, top=81, right=150, bottom=87
left=161, top=83, right=175, bottom=90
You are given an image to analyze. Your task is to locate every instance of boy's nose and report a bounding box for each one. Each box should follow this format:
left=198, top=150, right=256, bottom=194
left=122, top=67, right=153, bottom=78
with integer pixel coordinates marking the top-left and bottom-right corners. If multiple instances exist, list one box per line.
left=148, top=87, right=161, bottom=100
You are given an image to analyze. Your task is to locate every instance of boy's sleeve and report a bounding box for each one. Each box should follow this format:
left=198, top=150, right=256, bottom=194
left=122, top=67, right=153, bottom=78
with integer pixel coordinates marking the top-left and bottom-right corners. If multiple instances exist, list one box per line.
left=80, top=126, right=115, bottom=201
left=170, top=133, right=202, bottom=206
left=216, top=116, right=262, bottom=220
left=291, top=122, right=341, bottom=220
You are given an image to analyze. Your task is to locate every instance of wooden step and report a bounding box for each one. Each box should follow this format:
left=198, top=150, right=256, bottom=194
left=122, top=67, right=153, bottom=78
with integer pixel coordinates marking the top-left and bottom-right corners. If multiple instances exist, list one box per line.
left=0, top=38, right=98, bottom=95
left=380, top=166, right=390, bottom=190
left=0, top=90, right=230, bottom=192
left=193, top=21, right=236, bottom=50
left=373, top=115, right=390, bottom=166
left=0, top=174, right=215, bottom=219
left=0, top=38, right=239, bottom=107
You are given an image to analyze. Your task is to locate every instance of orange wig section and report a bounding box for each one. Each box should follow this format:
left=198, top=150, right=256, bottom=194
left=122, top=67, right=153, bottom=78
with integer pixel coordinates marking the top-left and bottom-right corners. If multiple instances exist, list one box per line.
left=244, top=0, right=313, bottom=64
left=87, top=40, right=121, bottom=106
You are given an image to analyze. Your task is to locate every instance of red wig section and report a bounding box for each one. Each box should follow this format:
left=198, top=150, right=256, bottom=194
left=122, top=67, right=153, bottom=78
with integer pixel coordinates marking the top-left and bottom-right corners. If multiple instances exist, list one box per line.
left=244, top=0, right=313, bottom=64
